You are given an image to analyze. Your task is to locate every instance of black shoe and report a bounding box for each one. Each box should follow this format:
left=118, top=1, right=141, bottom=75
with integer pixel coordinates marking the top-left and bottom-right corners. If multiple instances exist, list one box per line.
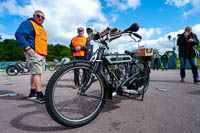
left=28, top=89, right=37, bottom=100
left=180, top=78, right=185, bottom=82
left=35, top=92, right=45, bottom=104
left=194, top=78, right=200, bottom=83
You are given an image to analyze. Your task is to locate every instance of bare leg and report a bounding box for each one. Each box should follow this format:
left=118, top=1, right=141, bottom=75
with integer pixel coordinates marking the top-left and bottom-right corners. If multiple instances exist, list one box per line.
left=31, top=74, right=45, bottom=103
left=30, top=75, right=36, bottom=89
left=32, top=74, right=42, bottom=92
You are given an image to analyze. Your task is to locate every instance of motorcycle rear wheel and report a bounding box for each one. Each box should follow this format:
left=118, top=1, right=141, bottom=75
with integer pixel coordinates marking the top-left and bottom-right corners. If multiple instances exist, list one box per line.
left=135, top=61, right=150, bottom=95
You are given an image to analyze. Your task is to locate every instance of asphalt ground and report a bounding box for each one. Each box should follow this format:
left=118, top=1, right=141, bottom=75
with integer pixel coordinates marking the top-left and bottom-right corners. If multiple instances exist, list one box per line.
left=0, top=69, right=200, bottom=133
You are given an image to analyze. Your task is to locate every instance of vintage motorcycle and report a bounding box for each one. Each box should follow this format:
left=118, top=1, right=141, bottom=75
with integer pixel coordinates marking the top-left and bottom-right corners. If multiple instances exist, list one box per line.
left=49, top=58, right=70, bottom=71
left=49, top=62, right=63, bottom=71
left=45, top=23, right=152, bottom=127
left=6, top=61, right=30, bottom=76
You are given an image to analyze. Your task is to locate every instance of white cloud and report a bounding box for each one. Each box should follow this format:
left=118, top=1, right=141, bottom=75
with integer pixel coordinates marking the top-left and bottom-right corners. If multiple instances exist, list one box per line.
left=0, top=0, right=107, bottom=45
left=165, top=0, right=190, bottom=7
left=127, top=0, right=141, bottom=10
left=1, top=0, right=199, bottom=55
left=90, top=22, right=109, bottom=32
left=105, top=34, right=169, bottom=54
left=0, top=33, right=14, bottom=40
left=138, top=28, right=162, bottom=39
left=142, top=24, right=200, bottom=54
left=139, top=32, right=182, bottom=54
left=104, top=0, right=141, bottom=11
left=183, top=0, right=200, bottom=17
left=165, top=0, right=200, bottom=17
left=192, top=24, right=200, bottom=38
left=0, top=0, right=34, bottom=16
left=138, top=28, right=155, bottom=39
left=100, top=24, right=200, bottom=54
left=99, top=27, right=164, bottom=53
left=155, top=28, right=162, bottom=35
left=111, top=14, right=118, bottom=22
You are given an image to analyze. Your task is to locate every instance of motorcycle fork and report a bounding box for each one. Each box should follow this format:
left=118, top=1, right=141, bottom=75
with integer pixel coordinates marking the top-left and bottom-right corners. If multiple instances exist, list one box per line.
left=80, top=60, right=100, bottom=94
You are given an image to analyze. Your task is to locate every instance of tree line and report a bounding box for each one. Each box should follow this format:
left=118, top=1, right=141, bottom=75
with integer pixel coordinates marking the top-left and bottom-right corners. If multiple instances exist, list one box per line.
left=0, top=39, right=73, bottom=62
left=0, top=38, right=199, bottom=62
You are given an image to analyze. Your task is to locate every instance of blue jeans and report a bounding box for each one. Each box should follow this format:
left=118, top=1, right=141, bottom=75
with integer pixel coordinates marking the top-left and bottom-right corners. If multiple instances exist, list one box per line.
left=162, top=62, right=168, bottom=70
left=180, top=57, right=199, bottom=78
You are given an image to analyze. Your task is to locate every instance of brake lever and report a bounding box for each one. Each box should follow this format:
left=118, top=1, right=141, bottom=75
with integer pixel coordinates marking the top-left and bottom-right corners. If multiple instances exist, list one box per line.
left=130, top=32, right=142, bottom=42
left=132, top=33, right=142, bottom=40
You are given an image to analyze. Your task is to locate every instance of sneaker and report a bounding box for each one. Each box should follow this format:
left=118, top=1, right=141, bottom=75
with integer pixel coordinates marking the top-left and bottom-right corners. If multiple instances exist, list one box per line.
left=194, top=78, right=200, bottom=83
left=180, top=78, right=185, bottom=82
left=35, top=92, right=45, bottom=104
left=28, top=89, right=37, bottom=100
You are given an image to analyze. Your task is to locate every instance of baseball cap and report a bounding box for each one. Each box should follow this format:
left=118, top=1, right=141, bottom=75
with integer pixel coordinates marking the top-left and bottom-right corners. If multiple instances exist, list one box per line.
left=77, top=27, right=84, bottom=32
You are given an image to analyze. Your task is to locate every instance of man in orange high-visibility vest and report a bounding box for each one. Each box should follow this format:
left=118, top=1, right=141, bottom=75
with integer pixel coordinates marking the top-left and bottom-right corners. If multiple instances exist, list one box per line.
left=70, top=27, right=92, bottom=89
left=15, top=10, right=47, bottom=104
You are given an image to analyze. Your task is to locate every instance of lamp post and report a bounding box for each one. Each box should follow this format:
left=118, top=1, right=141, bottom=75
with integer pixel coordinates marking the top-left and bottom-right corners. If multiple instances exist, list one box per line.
left=172, top=37, right=176, bottom=51
left=167, top=35, right=178, bottom=69
left=167, top=35, right=176, bottom=52
left=167, top=35, right=171, bottom=41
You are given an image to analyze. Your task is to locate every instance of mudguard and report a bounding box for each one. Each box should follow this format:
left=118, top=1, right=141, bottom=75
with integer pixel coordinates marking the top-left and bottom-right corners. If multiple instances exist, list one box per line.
left=99, top=70, right=113, bottom=100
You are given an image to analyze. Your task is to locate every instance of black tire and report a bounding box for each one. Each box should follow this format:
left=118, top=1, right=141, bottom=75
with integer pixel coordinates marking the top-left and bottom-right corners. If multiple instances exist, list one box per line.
left=45, top=62, right=105, bottom=127
left=49, top=64, right=56, bottom=71
left=136, top=61, right=150, bottom=95
left=6, top=65, right=19, bottom=76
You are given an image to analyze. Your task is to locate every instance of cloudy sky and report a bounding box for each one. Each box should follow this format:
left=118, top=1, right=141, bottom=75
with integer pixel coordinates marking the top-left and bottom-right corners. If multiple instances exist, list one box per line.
left=0, top=0, right=200, bottom=53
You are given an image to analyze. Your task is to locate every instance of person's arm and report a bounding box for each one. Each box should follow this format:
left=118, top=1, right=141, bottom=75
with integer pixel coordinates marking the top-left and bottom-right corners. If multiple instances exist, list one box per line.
left=81, top=38, right=92, bottom=51
left=15, top=20, right=33, bottom=51
left=69, top=40, right=77, bottom=53
left=166, top=55, right=169, bottom=62
left=177, top=34, right=187, bottom=46
left=190, top=33, right=199, bottom=46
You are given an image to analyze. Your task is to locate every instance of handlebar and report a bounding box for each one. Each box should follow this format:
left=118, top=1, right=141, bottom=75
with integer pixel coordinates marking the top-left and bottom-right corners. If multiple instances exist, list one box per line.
left=100, top=27, right=110, bottom=38
left=87, top=22, right=142, bottom=43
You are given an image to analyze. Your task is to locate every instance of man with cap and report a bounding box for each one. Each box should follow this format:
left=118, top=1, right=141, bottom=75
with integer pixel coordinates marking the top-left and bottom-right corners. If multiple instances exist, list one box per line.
left=70, top=27, right=92, bottom=89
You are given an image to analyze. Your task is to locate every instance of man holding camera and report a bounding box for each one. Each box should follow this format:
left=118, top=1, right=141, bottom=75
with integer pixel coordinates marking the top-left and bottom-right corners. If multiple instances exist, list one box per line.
left=177, top=26, right=200, bottom=83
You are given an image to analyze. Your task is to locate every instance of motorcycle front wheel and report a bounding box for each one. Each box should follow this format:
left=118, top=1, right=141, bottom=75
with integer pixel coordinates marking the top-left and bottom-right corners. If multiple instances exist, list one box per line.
left=6, top=65, right=19, bottom=76
left=45, top=62, right=105, bottom=127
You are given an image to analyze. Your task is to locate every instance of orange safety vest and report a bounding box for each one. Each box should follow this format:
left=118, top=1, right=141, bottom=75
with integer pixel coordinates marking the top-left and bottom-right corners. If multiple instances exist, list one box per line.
left=72, top=36, right=87, bottom=56
left=30, top=20, right=47, bottom=56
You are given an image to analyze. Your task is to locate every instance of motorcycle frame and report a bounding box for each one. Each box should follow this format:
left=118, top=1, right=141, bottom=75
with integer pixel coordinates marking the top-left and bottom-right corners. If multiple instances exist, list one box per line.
left=78, top=40, right=150, bottom=101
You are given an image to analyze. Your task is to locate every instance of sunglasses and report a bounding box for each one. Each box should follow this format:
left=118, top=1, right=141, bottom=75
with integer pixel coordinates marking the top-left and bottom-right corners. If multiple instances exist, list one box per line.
left=36, top=14, right=45, bottom=20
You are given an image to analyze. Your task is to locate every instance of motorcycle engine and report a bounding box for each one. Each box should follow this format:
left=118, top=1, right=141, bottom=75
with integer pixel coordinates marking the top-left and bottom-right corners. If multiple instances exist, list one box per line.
left=104, top=54, right=145, bottom=90
left=104, top=54, right=132, bottom=83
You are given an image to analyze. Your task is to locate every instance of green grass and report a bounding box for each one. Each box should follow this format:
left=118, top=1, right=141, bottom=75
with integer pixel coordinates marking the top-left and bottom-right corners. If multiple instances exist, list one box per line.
left=177, top=58, right=200, bottom=69
left=197, top=58, right=200, bottom=68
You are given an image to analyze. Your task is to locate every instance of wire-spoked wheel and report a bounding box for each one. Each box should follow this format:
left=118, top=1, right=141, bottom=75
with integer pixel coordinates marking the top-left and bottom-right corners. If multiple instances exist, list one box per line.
left=45, top=62, right=105, bottom=127
left=6, top=65, right=19, bottom=76
left=49, top=64, right=56, bottom=71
